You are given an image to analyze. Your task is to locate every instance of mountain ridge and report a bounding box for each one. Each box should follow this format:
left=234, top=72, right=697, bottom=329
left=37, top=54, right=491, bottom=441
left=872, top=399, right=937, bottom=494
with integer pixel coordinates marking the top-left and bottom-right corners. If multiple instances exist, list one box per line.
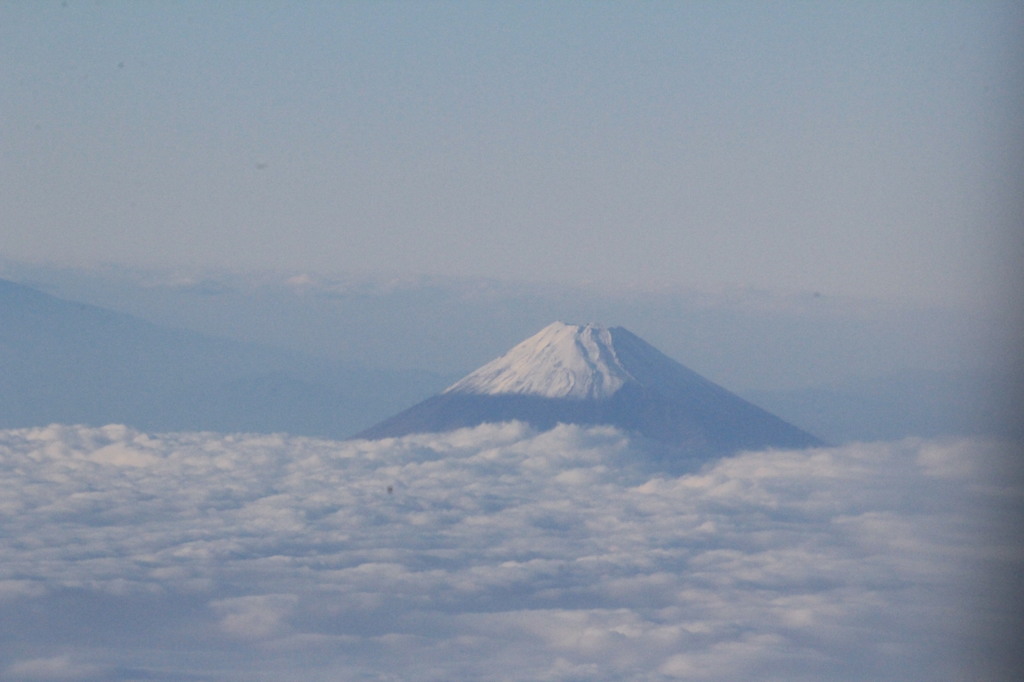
left=0, top=278, right=444, bottom=436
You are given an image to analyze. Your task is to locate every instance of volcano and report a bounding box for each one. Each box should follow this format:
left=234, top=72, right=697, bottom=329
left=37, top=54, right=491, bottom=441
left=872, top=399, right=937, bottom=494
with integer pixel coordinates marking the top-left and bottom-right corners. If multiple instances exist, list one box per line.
left=354, top=322, right=823, bottom=456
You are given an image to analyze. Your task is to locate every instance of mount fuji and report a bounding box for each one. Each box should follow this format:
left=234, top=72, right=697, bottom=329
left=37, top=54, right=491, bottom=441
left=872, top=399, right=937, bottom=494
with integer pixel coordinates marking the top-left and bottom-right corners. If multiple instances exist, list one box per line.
left=355, top=322, right=824, bottom=457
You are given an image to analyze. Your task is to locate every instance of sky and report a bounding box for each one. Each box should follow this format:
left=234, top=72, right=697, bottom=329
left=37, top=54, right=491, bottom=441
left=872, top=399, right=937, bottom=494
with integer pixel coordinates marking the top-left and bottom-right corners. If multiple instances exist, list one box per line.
left=1, top=422, right=1020, bottom=681
left=2, top=1, right=1022, bottom=308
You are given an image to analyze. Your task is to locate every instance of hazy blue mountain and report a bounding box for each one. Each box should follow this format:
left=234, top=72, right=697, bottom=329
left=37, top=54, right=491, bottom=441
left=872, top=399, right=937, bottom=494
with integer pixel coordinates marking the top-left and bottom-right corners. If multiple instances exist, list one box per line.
left=0, top=278, right=445, bottom=436
left=3, top=262, right=1015, bottom=444
left=3, top=260, right=995, bottom=397
left=356, top=322, right=823, bottom=461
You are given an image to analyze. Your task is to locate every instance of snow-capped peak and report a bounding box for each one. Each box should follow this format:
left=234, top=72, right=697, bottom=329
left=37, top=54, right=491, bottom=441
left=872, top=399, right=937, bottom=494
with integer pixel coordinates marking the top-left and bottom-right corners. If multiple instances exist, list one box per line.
left=443, top=322, right=635, bottom=400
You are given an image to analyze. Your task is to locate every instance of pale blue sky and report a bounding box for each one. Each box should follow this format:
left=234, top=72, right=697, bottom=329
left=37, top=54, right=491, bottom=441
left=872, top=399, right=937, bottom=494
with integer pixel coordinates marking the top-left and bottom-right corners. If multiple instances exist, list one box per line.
left=2, top=1, right=1021, bottom=306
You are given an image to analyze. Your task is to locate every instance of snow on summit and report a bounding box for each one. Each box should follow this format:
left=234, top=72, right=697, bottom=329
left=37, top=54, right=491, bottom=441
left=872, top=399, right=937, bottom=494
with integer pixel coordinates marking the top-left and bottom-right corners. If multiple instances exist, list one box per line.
left=444, top=322, right=634, bottom=399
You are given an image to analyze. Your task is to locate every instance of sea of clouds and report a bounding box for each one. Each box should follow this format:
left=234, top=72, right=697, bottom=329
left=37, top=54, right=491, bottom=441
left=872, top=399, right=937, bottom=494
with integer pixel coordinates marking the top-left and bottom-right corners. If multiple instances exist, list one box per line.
left=1, top=423, right=1020, bottom=681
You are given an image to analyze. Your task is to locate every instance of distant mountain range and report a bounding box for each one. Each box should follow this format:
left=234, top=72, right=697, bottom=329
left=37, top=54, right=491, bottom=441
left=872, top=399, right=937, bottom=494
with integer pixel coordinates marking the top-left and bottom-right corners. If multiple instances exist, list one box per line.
left=356, top=322, right=824, bottom=459
left=0, top=278, right=444, bottom=437
left=2, top=275, right=1014, bottom=444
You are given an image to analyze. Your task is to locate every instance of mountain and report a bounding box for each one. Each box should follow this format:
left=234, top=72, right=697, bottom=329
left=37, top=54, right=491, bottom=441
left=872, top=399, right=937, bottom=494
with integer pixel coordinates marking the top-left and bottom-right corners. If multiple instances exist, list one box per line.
left=0, top=278, right=444, bottom=436
left=354, top=322, right=824, bottom=457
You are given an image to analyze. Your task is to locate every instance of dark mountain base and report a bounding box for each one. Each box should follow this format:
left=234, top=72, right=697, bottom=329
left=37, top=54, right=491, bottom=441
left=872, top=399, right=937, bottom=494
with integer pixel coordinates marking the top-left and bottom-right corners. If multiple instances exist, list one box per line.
left=353, top=384, right=824, bottom=458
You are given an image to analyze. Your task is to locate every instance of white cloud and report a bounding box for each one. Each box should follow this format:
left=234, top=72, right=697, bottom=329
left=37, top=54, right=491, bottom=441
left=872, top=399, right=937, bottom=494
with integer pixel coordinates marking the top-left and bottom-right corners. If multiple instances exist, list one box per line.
left=0, top=423, right=1018, bottom=680
left=5, top=656, right=104, bottom=681
left=212, top=594, right=299, bottom=640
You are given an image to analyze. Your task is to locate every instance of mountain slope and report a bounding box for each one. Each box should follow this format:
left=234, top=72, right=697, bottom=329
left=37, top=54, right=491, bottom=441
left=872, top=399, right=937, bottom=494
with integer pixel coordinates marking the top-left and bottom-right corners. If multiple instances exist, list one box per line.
left=355, top=322, right=823, bottom=456
left=0, top=278, right=443, bottom=436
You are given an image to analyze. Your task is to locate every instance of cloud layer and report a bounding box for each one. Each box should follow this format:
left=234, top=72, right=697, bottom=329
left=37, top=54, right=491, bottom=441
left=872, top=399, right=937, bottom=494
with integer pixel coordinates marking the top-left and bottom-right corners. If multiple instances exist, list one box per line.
left=1, top=423, right=1019, bottom=680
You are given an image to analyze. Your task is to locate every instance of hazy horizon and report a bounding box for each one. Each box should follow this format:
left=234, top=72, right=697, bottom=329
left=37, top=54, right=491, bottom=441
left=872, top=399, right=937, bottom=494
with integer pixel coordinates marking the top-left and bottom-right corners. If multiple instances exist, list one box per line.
left=3, top=1, right=1021, bottom=311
